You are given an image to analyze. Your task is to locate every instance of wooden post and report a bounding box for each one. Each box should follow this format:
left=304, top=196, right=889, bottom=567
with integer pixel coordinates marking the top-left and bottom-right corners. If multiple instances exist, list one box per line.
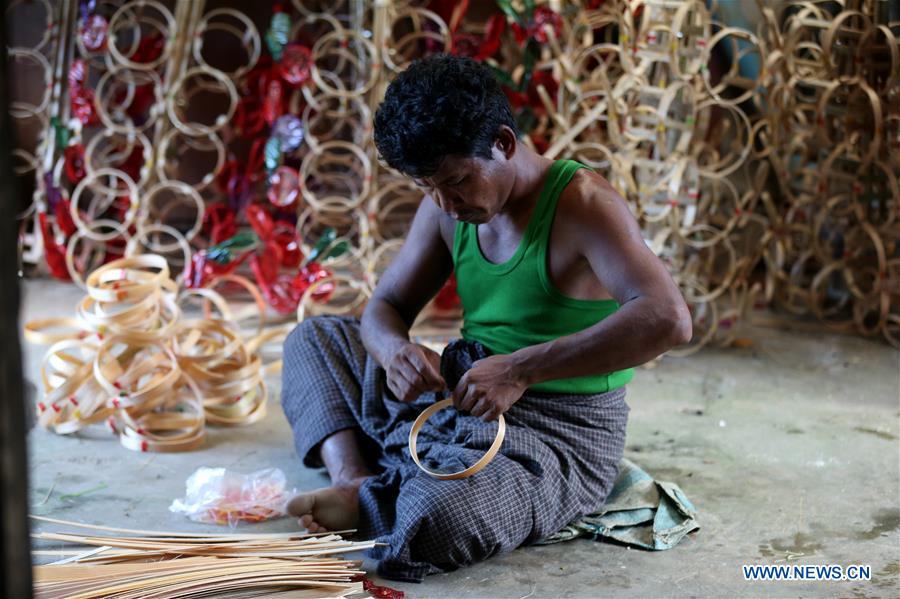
left=0, top=4, right=34, bottom=597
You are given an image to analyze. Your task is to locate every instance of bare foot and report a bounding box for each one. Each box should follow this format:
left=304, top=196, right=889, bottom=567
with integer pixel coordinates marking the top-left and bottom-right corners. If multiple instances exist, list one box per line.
left=286, top=477, right=369, bottom=533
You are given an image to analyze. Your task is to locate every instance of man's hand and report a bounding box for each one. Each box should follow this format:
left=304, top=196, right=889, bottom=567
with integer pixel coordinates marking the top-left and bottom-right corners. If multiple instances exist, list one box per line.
left=386, top=343, right=446, bottom=402
left=452, top=354, right=528, bottom=422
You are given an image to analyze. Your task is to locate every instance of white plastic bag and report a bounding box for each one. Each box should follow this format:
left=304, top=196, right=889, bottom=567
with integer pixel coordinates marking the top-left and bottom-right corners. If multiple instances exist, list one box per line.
left=169, top=467, right=297, bottom=526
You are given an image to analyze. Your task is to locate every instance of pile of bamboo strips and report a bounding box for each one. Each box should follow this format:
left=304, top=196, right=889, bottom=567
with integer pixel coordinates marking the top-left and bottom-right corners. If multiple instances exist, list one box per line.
left=31, top=516, right=377, bottom=598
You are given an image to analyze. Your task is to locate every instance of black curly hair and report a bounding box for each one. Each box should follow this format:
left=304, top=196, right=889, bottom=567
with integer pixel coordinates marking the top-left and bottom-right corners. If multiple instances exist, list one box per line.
left=373, top=54, right=518, bottom=178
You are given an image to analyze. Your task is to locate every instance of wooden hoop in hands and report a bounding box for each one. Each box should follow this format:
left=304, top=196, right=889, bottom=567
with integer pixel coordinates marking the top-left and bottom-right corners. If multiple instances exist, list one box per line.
left=408, top=398, right=506, bottom=480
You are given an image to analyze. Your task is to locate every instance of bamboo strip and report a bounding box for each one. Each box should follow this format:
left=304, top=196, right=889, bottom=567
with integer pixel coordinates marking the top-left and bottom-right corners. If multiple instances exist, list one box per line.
left=32, top=517, right=373, bottom=599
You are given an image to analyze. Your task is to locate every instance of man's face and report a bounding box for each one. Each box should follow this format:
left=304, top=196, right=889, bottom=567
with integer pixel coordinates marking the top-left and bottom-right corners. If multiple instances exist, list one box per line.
left=411, top=149, right=513, bottom=224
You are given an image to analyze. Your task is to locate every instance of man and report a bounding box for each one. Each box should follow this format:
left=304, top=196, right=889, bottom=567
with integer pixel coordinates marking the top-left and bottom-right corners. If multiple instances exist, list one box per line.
left=282, top=54, right=692, bottom=582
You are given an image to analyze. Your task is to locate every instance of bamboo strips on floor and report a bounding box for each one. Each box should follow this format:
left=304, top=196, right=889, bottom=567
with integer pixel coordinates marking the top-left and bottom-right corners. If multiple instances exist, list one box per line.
left=31, top=516, right=377, bottom=598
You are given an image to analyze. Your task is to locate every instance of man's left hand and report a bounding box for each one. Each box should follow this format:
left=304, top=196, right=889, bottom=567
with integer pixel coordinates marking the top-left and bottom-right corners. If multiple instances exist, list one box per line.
left=451, top=354, right=528, bottom=421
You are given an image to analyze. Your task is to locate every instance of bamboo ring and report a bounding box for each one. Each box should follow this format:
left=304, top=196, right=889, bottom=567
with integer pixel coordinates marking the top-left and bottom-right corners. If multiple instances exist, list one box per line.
left=70, top=168, right=140, bottom=241
left=408, top=398, right=506, bottom=480
left=192, top=8, right=261, bottom=79
left=106, top=0, right=175, bottom=71
left=166, top=66, right=239, bottom=136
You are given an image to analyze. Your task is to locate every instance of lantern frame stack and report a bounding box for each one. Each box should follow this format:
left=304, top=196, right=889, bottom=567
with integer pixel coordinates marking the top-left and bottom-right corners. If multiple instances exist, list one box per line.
left=9, top=0, right=899, bottom=358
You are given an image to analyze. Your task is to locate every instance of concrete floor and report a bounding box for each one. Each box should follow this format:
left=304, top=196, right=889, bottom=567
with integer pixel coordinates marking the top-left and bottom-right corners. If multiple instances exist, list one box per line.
left=20, top=278, right=900, bottom=598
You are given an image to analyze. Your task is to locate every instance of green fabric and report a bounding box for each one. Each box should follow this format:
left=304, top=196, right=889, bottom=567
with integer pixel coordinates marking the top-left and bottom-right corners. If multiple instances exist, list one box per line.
left=535, top=457, right=700, bottom=549
left=452, top=159, right=635, bottom=394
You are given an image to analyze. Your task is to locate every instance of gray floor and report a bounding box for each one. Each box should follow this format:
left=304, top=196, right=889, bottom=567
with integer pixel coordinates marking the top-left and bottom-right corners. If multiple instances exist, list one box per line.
left=20, top=279, right=900, bottom=598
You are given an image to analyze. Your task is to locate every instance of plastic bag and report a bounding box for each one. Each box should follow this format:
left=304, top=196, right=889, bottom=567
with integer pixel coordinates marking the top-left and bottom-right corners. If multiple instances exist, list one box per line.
left=169, top=467, right=297, bottom=526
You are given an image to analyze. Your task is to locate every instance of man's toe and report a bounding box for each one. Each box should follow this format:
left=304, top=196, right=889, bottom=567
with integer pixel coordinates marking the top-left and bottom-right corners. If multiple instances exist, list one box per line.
left=287, top=493, right=315, bottom=518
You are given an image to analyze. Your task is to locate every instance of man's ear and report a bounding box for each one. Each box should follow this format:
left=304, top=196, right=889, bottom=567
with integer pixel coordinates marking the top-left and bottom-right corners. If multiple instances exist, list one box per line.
left=494, top=125, right=517, bottom=160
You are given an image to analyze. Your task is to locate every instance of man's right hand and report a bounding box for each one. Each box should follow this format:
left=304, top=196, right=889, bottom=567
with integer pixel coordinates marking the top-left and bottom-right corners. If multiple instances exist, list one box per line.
left=385, top=343, right=446, bottom=402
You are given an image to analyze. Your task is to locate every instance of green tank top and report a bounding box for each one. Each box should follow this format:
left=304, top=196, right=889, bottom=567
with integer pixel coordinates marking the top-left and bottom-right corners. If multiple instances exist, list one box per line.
left=451, top=158, right=635, bottom=394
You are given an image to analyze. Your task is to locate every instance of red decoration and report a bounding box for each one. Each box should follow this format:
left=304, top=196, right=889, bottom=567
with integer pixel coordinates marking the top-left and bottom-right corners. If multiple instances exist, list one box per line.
left=184, top=251, right=250, bottom=289
left=111, top=194, right=134, bottom=224
left=530, top=132, right=550, bottom=154
left=263, top=77, right=284, bottom=126
left=532, top=6, right=564, bottom=43
left=54, top=198, right=78, bottom=238
left=433, top=272, right=461, bottom=311
left=68, top=59, right=87, bottom=91
left=132, top=31, right=165, bottom=64
left=245, top=137, right=267, bottom=176
left=241, top=195, right=325, bottom=313
left=291, top=261, right=329, bottom=295
left=527, top=69, right=559, bottom=113
left=273, top=226, right=302, bottom=268
left=266, top=166, right=299, bottom=208
left=511, top=6, right=563, bottom=45
left=279, top=44, right=313, bottom=87
left=38, top=213, right=70, bottom=280
left=246, top=204, right=275, bottom=241
left=254, top=240, right=281, bottom=283
left=480, top=14, right=507, bottom=59
left=70, top=90, right=98, bottom=126
left=427, top=0, right=460, bottom=29
left=125, top=83, right=158, bottom=124
left=247, top=235, right=336, bottom=313
left=250, top=253, right=294, bottom=314
left=450, top=33, right=481, bottom=58
left=64, top=144, right=87, bottom=184
left=350, top=575, right=404, bottom=599
left=204, top=204, right=239, bottom=244
left=451, top=14, right=505, bottom=60
left=68, top=60, right=98, bottom=125
left=234, top=56, right=275, bottom=139
left=502, top=69, right=559, bottom=117
left=216, top=159, right=251, bottom=208
left=234, top=94, right=266, bottom=138
left=79, top=14, right=109, bottom=52
left=184, top=254, right=212, bottom=289
left=115, top=142, right=145, bottom=185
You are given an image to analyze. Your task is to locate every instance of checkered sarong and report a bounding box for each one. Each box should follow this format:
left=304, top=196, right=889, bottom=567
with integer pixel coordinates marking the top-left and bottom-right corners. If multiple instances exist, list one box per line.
left=281, top=315, right=630, bottom=582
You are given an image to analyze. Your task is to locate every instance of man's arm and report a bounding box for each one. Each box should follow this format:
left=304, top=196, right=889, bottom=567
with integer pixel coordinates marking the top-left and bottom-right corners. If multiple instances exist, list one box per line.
left=453, top=173, right=692, bottom=420
left=361, top=197, right=453, bottom=400
left=510, top=174, right=692, bottom=385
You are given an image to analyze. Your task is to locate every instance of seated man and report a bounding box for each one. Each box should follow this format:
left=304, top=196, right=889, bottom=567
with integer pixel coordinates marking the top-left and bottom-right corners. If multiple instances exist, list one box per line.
left=282, top=54, right=692, bottom=582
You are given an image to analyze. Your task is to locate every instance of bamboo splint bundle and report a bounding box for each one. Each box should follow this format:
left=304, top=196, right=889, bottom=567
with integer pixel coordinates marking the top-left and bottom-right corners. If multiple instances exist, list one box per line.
left=24, top=254, right=291, bottom=453
left=31, top=516, right=375, bottom=599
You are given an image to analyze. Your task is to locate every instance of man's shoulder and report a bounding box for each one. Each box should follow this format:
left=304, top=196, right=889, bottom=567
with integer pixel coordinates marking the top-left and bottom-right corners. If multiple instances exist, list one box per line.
left=415, top=194, right=456, bottom=247
left=556, top=167, right=628, bottom=229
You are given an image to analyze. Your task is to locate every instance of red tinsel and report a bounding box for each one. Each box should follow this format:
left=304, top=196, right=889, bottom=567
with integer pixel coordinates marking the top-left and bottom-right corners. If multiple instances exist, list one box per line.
left=510, top=6, right=563, bottom=45
left=64, top=144, right=87, bottom=184
left=350, top=575, right=404, bottom=599
left=38, top=212, right=70, bottom=280
left=53, top=198, right=78, bottom=238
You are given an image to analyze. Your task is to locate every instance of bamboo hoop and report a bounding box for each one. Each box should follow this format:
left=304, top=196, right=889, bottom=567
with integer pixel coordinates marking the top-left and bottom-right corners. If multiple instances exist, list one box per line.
left=154, top=128, right=225, bottom=191
left=25, top=255, right=277, bottom=452
left=84, top=129, right=154, bottom=191
left=192, top=8, right=261, bottom=79
left=94, top=66, right=164, bottom=134
left=409, top=398, right=506, bottom=480
left=166, top=66, right=239, bottom=137
left=106, top=0, right=175, bottom=71
left=382, top=7, right=452, bottom=73
left=138, top=180, right=206, bottom=250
